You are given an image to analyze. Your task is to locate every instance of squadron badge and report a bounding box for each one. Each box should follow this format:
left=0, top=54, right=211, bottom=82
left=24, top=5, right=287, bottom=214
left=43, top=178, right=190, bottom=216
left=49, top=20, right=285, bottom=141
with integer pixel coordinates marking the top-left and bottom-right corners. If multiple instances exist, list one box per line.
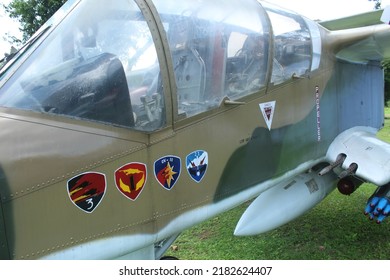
left=259, top=101, right=276, bottom=131
left=67, top=172, right=106, bottom=213
left=115, top=162, right=147, bottom=201
left=186, top=150, right=208, bottom=183
left=154, top=155, right=181, bottom=190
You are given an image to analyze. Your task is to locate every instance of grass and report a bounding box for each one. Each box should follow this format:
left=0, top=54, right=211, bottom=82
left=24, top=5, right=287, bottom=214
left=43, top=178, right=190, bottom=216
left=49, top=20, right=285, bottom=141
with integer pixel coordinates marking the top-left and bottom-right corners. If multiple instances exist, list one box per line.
left=167, top=109, right=390, bottom=260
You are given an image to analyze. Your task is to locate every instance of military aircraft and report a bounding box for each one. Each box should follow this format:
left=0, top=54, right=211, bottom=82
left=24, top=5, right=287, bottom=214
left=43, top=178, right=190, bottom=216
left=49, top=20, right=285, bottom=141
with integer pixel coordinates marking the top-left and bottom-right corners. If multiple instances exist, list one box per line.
left=1, top=0, right=390, bottom=260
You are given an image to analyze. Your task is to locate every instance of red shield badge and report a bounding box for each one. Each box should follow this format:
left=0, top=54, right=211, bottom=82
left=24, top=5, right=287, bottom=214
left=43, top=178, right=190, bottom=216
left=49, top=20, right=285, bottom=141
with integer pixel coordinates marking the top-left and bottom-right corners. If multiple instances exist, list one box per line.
left=115, top=162, right=147, bottom=201
left=67, top=172, right=106, bottom=213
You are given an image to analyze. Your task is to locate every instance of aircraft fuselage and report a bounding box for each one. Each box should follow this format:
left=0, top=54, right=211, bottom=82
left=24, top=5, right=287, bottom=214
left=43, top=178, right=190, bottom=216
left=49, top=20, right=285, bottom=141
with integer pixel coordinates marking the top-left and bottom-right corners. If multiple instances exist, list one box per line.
left=0, top=0, right=386, bottom=259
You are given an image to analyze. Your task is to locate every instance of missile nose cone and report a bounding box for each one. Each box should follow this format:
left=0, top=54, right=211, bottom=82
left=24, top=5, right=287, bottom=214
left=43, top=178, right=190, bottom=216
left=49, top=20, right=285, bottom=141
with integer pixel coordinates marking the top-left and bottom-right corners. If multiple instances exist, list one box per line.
left=234, top=224, right=255, bottom=236
left=234, top=170, right=337, bottom=236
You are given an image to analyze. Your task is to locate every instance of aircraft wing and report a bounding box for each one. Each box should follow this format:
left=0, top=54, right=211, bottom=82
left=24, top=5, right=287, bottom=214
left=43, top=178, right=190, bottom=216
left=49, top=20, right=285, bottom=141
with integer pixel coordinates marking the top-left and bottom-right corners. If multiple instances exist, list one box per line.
left=319, top=8, right=390, bottom=64
left=319, top=10, right=384, bottom=30
left=325, top=127, right=390, bottom=186
left=322, top=126, right=390, bottom=223
left=320, top=7, right=390, bottom=186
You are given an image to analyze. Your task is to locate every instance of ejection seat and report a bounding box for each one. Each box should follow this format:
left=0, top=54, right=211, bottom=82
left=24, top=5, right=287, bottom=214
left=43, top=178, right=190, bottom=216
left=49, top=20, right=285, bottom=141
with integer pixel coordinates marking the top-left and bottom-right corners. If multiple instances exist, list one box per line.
left=226, top=34, right=266, bottom=96
left=37, top=53, right=135, bottom=128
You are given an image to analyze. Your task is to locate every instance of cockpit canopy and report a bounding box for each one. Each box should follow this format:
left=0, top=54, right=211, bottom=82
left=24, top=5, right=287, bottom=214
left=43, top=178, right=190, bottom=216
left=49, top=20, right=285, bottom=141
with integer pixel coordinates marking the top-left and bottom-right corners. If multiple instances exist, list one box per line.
left=0, top=0, right=321, bottom=131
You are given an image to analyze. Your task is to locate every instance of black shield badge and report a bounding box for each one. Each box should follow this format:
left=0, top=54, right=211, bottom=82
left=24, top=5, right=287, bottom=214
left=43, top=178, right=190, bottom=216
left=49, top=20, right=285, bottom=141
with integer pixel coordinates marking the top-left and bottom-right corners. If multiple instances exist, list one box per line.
left=67, top=172, right=107, bottom=213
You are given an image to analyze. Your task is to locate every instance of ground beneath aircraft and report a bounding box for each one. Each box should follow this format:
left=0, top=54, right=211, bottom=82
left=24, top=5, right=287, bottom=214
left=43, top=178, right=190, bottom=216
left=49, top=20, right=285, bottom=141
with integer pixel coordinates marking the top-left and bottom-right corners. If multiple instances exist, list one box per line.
left=170, top=183, right=390, bottom=259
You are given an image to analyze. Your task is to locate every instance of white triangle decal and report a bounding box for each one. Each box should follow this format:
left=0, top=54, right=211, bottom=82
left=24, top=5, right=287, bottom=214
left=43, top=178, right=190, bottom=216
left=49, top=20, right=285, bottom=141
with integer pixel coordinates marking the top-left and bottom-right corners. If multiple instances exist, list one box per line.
left=259, top=101, right=276, bottom=131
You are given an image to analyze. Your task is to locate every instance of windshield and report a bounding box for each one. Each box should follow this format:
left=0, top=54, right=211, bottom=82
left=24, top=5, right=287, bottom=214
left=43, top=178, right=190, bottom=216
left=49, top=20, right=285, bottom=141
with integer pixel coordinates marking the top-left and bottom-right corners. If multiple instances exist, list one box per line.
left=0, top=0, right=165, bottom=131
left=0, top=26, right=52, bottom=77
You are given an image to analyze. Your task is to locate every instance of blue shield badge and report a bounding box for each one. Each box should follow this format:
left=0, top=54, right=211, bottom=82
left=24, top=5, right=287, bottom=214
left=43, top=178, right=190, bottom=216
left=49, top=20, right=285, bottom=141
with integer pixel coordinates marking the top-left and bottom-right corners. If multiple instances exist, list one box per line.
left=186, top=150, right=208, bottom=183
left=154, top=155, right=181, bottom=190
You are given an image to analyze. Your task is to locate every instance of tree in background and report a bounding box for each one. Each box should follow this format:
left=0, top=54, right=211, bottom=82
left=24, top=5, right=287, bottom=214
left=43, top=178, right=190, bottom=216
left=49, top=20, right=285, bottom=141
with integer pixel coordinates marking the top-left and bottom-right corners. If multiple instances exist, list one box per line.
left=368, top=0, right=390, bottom=105
left=369, top=0, right=382, bottom=9
left=383, top=61, right=390, bottom=106
left=3, top=0, right=65, bottom=42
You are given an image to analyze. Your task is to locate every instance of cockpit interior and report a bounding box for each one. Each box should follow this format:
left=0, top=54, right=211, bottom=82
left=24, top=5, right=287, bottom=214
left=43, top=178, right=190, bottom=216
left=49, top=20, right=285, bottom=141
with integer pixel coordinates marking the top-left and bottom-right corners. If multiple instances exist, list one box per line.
left=0, top=0, right=321, bottom=131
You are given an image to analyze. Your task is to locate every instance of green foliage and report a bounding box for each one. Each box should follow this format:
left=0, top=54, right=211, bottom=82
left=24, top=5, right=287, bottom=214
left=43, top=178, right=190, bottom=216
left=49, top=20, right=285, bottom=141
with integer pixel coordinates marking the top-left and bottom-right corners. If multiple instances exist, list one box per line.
left=3, top=0, right=66, bottom=42
left=369, top=0, right=382, bottom=10
left=368, top=0, right=390, bottom=105
left=383, top=60, right=390, bottom=106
